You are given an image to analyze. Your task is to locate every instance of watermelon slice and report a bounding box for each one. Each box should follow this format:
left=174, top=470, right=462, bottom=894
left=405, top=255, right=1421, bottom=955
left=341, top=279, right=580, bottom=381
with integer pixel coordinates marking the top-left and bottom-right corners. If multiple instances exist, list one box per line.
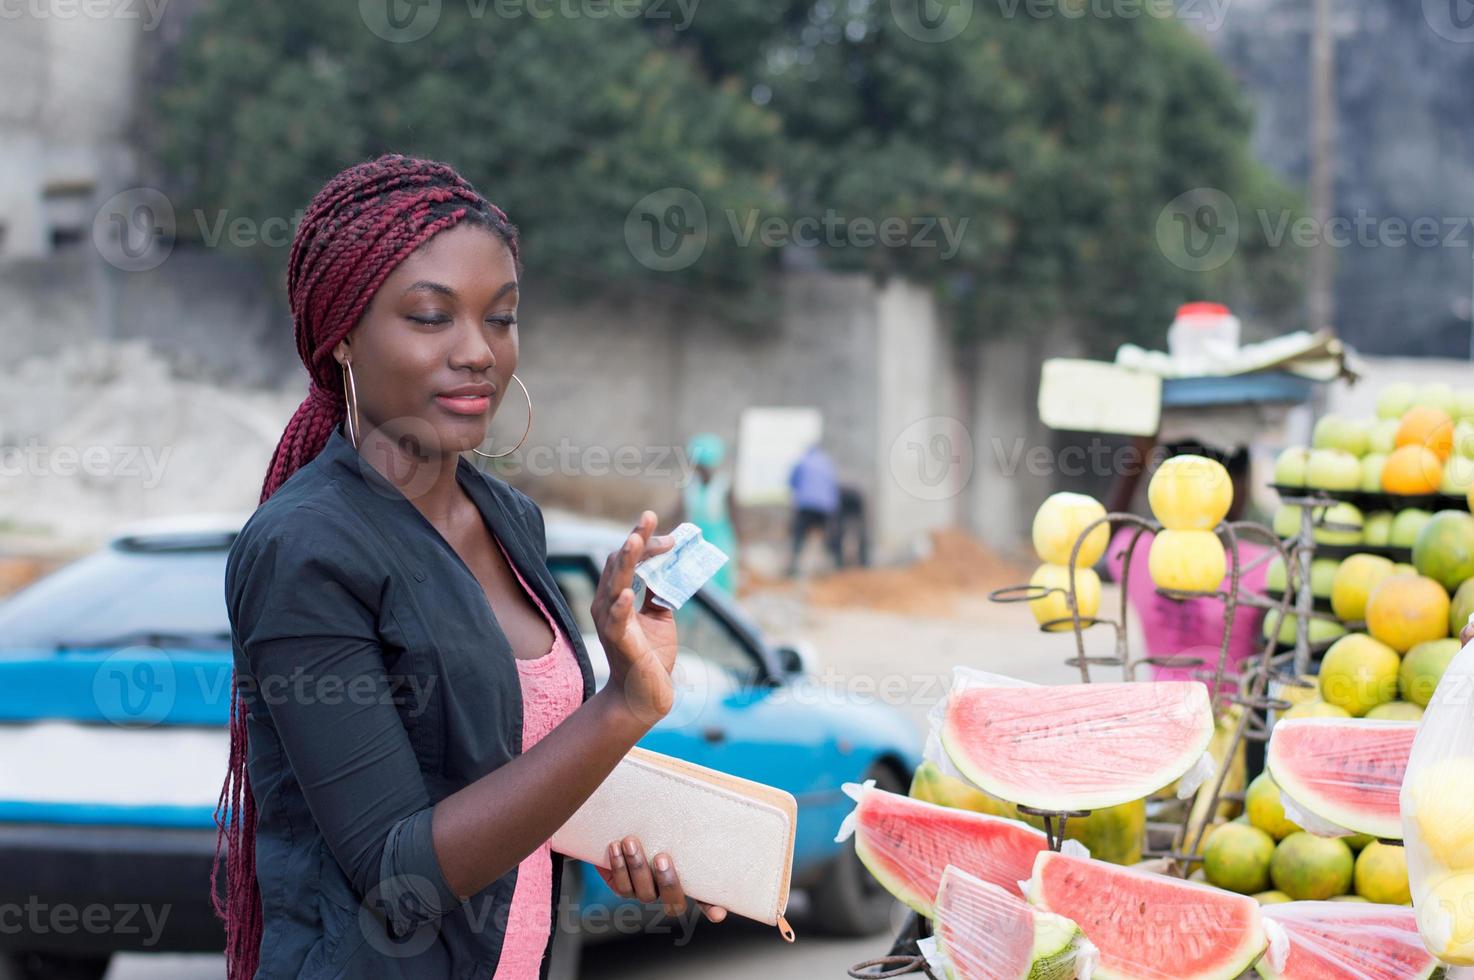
left=1025, top=850, right=1268, bottom=980
left=922, top=864, right=1095, bottom=980
left=1255, top=901, right=1439, bottom=980
left=834, top=781, right=1048, bottom=919
left=1265, top=718, right=1417, bottom=841
left=941, top=681, right=1215, bottom=811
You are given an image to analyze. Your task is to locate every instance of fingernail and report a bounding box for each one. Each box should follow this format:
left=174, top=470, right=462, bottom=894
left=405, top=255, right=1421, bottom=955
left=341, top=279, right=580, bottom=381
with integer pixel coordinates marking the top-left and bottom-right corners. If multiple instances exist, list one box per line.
left=654, top=854, right=670, bottom=872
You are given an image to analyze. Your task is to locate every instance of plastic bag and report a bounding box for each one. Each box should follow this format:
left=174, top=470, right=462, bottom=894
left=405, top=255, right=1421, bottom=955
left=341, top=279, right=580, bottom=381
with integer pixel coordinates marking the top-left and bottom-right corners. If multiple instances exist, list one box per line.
left=917, top=864, right=1098, bottom=980
left=922, top=666, right=1036, bottom=785
left=832, top=778, right=1080, bottom=921
left=1259, top=900, right=1473, bottom=979
left=924, top=666, right=1217, bottom=812
left=1401, top=638, right=1474, bottom=968
left=1279, top=792, right=1358, bottom=838
left=1265, top=717, right=1416, bottom=841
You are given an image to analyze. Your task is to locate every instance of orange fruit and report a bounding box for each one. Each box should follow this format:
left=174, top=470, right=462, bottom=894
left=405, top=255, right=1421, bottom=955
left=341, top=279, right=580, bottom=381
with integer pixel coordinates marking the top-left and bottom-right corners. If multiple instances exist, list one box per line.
left=1396, top=405, right=1455, bottom=460
left=1381, top=445, right=1444, bottom=495
left=1365, top=573, right=1451, bottom=653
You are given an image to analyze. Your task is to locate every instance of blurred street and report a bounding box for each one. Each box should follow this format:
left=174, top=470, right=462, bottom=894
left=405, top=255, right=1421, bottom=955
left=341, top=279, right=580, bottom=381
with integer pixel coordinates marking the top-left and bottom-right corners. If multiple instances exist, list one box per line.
left=100, top=580, right=1098, bottom=979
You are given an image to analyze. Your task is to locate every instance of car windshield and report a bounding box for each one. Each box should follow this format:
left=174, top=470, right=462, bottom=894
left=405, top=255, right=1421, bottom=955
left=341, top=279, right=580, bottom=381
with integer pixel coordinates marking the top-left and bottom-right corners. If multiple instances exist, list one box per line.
left=0, top=545, right=231, bottom=650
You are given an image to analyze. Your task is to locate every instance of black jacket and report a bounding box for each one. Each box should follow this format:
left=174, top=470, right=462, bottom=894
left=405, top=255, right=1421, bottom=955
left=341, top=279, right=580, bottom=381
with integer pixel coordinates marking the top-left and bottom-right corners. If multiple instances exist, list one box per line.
left=225, top=421, right=595, bottom=979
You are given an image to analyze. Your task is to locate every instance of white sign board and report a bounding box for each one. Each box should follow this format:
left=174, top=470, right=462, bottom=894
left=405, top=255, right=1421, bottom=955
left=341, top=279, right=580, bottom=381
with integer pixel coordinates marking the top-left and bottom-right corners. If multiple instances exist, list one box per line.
left=734, top=407, right=823, bottom=506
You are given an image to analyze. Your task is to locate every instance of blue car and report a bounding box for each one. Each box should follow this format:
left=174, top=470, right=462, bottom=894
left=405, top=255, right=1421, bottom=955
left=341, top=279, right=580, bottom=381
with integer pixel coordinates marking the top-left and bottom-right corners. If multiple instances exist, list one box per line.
left=0, top=512, right=921, bottom=980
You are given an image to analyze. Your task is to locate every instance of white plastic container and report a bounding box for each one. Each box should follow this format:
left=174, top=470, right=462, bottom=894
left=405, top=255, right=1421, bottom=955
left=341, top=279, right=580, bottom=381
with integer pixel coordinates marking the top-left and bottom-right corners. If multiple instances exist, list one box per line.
left=1166, top=302, right=1241, bottom=365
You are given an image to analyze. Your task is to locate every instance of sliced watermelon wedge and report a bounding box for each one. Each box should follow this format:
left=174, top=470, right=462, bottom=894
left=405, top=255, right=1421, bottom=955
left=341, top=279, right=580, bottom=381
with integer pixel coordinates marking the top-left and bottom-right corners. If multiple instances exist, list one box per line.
left=922, top=864, right=1096, bottom=980
left=940, top=680, right=1215, bottom=811
left=1255, top=901, right=1438, bottom=980
left=1265, top=718, right=1417, bottom=841
left=1025, top=850, right=1267, bottom=980
left=834, top=781, right=1048, bottom=919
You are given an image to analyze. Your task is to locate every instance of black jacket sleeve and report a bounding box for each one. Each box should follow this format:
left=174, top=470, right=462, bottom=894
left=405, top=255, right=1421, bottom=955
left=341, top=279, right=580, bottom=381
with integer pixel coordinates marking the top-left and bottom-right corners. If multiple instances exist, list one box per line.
left=227, top=507, right=465, bottom=938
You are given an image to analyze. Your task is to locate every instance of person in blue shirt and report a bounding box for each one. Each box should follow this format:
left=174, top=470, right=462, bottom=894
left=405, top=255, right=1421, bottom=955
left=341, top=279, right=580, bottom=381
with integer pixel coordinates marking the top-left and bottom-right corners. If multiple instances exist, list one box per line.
left=786, top=442, right=841, bottom=576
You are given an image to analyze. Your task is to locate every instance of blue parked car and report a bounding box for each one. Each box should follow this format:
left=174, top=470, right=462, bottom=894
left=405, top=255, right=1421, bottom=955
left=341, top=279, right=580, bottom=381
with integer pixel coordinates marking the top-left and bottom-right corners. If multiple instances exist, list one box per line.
left=0, top=512, right=922, bottom=980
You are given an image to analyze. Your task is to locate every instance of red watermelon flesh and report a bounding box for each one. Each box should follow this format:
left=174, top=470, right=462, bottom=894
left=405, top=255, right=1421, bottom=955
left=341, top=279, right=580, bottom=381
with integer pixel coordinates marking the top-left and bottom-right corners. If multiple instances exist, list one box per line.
left=941, top=681, right=1215, bottom=811
left=845, top=784, right=1048, bottom=919
left=1265, top=718, right=1417, bottom=841
left=1256, top=901, right=1438, bottom=980
left=1025, top=850, right=1267, bottom=980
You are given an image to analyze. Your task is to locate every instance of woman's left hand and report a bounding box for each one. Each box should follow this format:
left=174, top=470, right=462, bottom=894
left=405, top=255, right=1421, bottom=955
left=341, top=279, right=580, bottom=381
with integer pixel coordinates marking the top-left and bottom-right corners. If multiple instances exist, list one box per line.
left=598, top=836, right=728, bottom=923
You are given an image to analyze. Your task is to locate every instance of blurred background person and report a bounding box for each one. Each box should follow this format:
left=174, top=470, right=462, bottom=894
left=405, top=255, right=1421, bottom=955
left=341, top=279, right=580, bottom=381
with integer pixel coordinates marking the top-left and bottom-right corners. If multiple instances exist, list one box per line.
left=834, top=482, right=869, bottom=569
left=786, top=440, right=840, bottom=577
left=1102, top=441, right=1268, bottom=693
left=678, top=432, right=739, bottom=595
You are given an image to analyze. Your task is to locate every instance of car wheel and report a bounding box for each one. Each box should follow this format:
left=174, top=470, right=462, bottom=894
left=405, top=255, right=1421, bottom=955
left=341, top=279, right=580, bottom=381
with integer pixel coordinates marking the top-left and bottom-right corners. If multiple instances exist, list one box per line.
left=807, top=762, right=907, bottom=937
left=547, top=860, right=584, bottom=980
left=1, top=952, right=111, bottom=980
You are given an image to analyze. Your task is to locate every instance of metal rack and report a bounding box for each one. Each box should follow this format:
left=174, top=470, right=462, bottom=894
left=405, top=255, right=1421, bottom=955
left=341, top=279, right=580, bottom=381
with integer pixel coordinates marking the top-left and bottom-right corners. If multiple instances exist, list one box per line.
left=844, top=498, right=1365, bottom=978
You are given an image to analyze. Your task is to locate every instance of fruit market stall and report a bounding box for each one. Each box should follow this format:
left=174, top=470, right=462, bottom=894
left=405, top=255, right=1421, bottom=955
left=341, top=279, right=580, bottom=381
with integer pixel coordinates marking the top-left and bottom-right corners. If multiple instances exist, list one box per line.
left=842, top=371, right=1474, bottom=978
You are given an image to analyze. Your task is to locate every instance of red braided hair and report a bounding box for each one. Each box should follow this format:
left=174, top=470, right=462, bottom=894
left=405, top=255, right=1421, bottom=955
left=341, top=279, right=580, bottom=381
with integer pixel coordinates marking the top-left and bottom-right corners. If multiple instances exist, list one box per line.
left=212, top=153, right=520, bottom=979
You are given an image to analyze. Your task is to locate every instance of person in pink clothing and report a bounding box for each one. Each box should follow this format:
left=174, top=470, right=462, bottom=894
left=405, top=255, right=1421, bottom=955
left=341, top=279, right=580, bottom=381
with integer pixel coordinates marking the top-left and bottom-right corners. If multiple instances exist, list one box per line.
left=492, top=535, right=586, bottom=979
left=1101, top=444, right=1270, bottom=692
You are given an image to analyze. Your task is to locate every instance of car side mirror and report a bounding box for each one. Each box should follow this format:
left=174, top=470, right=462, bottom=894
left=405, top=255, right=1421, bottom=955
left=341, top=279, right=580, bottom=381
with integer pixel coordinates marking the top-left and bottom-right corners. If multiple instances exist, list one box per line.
left=774, top=640, right=818, bottom=678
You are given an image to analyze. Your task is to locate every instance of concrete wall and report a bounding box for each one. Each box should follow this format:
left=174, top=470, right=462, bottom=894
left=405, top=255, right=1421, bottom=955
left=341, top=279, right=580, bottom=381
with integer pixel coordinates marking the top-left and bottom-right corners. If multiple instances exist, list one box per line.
left=0, top=247, right=1056, bottom=562
left=0, top=4, right=143, bottom=259
left=0, top=252, right=294, bottom=387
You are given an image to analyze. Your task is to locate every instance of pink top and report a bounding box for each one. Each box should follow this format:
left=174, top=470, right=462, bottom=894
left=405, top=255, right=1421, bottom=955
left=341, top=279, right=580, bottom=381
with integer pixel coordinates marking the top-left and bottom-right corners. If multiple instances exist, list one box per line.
left=1103, top=526, right=1270, bottom=692
left=491, top=537, right=584, bottom=980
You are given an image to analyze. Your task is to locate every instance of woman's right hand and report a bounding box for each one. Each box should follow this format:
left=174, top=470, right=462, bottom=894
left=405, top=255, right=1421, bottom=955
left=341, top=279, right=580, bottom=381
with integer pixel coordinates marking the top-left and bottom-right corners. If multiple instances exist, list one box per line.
left=592, top=510, right=679, bottom=728
left=1460, top=613, right=1474, bottom=647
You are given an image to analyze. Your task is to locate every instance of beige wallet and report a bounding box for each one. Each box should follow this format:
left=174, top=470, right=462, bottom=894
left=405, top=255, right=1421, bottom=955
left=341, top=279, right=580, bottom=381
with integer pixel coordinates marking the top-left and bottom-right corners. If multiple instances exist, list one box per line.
left=550, top=746, right=797, bottom=941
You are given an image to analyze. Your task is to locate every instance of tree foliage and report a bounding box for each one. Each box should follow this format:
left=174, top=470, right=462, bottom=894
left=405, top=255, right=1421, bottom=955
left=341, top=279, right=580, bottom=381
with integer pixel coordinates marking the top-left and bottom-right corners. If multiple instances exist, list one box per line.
left=153, top=0, right=1303, bottom=347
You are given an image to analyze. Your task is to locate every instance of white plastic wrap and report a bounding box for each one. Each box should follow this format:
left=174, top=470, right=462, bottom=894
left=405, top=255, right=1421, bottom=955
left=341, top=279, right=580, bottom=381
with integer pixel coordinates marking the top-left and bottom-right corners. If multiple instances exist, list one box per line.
left=1278, top=793, right=1358, bottom=839
left=926, top=666, right=1217, bottom=812
left=1401, top=638, right=1474, bottom=968
left=918, top=864, right=1098, bottom=980
left=1266, top=717, right=1417, bottom=841
left=1257, top=900, right=1452, bottom=979
left=922, top=667, right=1037, bottom=784
left=832, top=778, right=1051, bottom=919
left=1024, top=850, right=1270, bottom=980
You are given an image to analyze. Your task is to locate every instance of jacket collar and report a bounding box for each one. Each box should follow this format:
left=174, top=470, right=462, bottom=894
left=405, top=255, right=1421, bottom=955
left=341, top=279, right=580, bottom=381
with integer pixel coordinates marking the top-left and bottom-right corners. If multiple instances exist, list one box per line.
left=316, top=421, right=593, bottom=697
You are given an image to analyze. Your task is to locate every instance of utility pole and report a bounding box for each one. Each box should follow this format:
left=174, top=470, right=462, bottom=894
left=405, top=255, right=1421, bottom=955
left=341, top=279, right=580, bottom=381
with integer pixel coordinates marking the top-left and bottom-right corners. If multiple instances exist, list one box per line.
left=1307, top=0, right=1336, bottom=334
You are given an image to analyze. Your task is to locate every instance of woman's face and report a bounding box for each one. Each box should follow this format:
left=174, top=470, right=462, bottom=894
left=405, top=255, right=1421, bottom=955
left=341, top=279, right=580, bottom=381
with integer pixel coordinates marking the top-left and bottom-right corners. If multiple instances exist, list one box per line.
left=335, top=222, right=520, bottom=457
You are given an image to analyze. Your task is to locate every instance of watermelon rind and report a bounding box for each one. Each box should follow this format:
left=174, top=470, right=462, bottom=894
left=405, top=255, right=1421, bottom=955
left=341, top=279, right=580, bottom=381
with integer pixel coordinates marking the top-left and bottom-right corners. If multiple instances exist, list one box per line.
left=1265, top=718, right=1416, bottom=841
left=940, top=681, right=1216, bottom=812
left=1031, top=909, right=1080, bottom=963
left=1025, top=850, right=1267, bottom=980
left=1253, top=900, right=1439, bottom=980
left=843, top=783, right=1048, bottom=919
left=1028, top=911, right=1089, bottom=980
left=932, top=864, right=1092, bottom=980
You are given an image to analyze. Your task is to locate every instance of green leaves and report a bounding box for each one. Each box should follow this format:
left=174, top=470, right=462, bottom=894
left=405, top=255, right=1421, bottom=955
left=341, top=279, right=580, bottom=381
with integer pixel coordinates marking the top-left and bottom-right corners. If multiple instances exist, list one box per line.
left=152, top=0, right=1300, bottom=344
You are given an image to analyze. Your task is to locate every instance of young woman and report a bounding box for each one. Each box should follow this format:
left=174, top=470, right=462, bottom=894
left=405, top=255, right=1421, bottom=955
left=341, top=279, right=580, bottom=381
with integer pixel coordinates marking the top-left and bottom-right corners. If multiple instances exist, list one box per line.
left=213, top=154, right=725, bottom=979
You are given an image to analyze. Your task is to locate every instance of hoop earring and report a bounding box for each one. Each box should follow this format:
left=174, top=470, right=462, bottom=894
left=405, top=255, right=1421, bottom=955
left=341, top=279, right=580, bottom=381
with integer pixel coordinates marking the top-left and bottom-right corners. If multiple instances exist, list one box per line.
left=341, top=360, right=362, bottom=450
left=471, top=373, right=532, bottom=459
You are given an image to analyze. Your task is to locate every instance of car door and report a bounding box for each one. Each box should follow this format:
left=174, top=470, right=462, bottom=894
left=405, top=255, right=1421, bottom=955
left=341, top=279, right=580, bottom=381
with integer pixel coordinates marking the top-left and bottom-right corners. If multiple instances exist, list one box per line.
left=545, top=557, right=736, bottom=764
left=547, top=557, right=841, bottom=862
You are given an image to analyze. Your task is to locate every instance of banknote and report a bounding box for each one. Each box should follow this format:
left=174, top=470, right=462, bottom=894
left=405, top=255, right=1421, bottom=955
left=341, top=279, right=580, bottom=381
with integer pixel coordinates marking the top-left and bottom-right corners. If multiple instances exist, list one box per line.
left=633, top=522, right=729, bottom=610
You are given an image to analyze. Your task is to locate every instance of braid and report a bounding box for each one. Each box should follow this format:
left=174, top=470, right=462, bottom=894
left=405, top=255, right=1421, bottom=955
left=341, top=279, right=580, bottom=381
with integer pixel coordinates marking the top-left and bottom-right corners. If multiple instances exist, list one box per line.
left=213, top=153, right=519, bottom=980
